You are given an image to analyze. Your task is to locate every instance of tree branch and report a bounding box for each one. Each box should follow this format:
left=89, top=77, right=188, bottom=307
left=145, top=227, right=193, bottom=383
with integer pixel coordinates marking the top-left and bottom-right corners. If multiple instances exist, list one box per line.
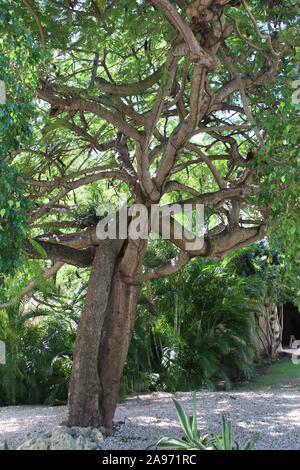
left=0, top=262, right=64, bottom=309
left=38, top=81, right=142, bottom=141
left=150, top=0, right=217, bottom=69
left=24, top=240, right=95, bottom=267
left=21, top=0, right=46, bottom=49
left=95, top=67, right=163, bottom=96
left=143, top=250, right=190, bottom=280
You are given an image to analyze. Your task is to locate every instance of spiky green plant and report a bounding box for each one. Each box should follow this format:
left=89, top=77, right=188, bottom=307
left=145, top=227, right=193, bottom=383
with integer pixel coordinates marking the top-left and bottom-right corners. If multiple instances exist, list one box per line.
left=210, top=416, right=258, bottom=450
left=151, top=393, right=258, bottom=450
left=151, top=393, right=211, bottom=450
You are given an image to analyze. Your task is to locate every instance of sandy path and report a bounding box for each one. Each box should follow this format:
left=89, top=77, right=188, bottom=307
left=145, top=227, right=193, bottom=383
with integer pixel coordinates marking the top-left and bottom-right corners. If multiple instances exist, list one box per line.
left=1, top=386, right=300, bottom=450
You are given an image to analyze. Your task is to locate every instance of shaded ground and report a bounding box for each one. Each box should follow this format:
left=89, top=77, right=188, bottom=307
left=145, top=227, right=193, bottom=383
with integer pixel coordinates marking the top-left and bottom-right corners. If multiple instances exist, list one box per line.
left=1, top=385, right=300, bottom=450
left=253, top=357, right=300, bottom=388
left=239, top=357, right=300, bottom=390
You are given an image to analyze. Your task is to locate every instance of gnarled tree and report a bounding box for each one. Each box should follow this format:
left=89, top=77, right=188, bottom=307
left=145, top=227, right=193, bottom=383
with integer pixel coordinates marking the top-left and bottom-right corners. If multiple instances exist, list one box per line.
left=2, top=0, right=299, bottom=434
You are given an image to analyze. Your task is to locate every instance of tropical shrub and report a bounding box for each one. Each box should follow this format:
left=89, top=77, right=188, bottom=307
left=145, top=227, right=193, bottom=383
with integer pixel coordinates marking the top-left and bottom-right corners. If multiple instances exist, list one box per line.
left=227, top=242, right=299, bottom=357
left=124, top=242, right=298, bottom=394
left=161, top=263, right=257, bottom=389
left=123, top=255, right=258, bottom=394
left=0, top=307, right=75, bottom=405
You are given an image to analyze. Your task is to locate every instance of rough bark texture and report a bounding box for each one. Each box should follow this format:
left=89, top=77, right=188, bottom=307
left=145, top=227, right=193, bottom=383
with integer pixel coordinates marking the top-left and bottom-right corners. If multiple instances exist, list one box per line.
left=67, top=239, right=123, bottom=427
left=98, top=239, right=147, bottom=433
left=255, top=302, right=282, bottom=358
left=67, top=238, right=147, bottom=432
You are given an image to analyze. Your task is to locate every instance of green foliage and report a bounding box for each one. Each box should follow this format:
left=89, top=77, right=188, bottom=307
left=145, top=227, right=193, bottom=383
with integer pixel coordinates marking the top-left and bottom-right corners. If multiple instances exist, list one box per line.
left=122, top=253, right=259, bottom=394
left=156, top=259, right=258, bottom=389
left=28, top=238, right=48, bottom=259
left=152, top=393, right=258, bottom=450
left=0, top=0, right=42, bottom=275
left=123, top=242, right=298, bottom=395
left=0, top=262, right=86, bottom=405
left=0, top=1, right=40, bottom=154
left=227, top=242, right=299, bottom=328
left=0, top=307, right=75, bottom=405
left=0, top=162, right=30, bottom=274
left=254, top=45, right=300, bottom=279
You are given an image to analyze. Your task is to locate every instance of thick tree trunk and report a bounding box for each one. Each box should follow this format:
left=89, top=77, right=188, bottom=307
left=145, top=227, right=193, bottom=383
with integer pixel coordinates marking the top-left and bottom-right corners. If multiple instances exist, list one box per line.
left=67, top=239, right=123, bottom=427
left=67, top=237, right=147, bottom=433
left=97, top=239, right=147, bottom=433
left=254, top=301, right=282, bottom=358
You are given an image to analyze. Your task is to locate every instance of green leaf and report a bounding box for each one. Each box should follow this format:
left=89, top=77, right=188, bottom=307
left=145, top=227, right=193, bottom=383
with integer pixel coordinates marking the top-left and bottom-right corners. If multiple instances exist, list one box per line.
left=151, top=437, right=191, bottom=450
left=172, top=397, right=194, bottom=441
left=191, top=391, right=198, bottom=438
left=222, top=416, right=233, bottom=450
left=242, top=433, right=259, bottom=450
left=29, top=239, right=48, bottom=258
left=96, top=0, right=106, bottom=12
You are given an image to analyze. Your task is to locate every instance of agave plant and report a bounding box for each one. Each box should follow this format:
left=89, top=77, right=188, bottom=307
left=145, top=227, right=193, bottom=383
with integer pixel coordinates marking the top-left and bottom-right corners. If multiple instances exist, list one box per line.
left=210, top=416, right=258, bottom=450
left=3, top=440, right=10, bottom=450
left=151, top=393, right=258, bottom=450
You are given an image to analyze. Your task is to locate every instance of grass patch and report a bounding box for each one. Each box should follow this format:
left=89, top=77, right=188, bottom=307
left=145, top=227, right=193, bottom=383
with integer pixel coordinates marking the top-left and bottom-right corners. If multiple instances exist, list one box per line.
left=239, top=357, right=300, bottom=390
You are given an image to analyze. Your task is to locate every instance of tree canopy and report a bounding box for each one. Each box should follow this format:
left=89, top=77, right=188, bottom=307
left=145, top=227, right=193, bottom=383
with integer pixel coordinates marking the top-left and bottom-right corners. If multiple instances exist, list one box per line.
left=0, top=0, right=298, bottom=282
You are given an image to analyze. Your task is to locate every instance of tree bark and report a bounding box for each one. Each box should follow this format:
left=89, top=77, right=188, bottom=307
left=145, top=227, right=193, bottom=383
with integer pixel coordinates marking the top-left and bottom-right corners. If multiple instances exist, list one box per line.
left=67, top=239, right=123, bottom=427
left=67, top=237, right=147, bottom=433
left=97, top=239, right=147, bottom=434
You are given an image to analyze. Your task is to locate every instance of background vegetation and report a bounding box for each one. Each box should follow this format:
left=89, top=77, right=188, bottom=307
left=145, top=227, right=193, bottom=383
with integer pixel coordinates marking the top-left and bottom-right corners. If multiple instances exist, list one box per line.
left=0, top=241, right=297, bottom=405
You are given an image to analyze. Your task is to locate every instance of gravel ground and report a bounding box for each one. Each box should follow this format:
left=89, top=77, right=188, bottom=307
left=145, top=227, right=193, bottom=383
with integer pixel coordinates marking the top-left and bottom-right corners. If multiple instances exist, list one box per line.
left=1, top=385, right=300, bottom=450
